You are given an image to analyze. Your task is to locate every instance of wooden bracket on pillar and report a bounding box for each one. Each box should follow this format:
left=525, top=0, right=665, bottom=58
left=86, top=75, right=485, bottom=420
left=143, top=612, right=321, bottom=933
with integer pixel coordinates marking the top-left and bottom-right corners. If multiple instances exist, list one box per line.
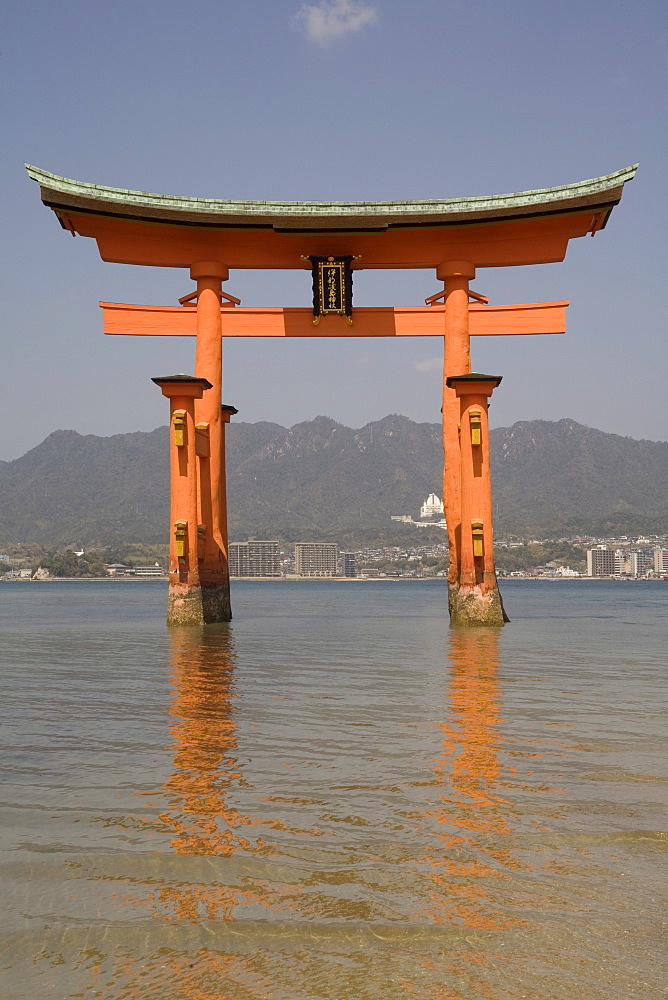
left=425, top=287, right=489, bottom=306
left=197, top=523, right=206, bottom=560
left=195, top=422, right=210, bottom=457
left=178, top=289, right=241, bottom=307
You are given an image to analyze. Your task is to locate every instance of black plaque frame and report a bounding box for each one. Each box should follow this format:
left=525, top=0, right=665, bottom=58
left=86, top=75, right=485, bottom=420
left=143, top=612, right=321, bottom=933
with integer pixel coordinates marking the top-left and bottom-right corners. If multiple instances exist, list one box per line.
left=308, top=255, right=354, bottom=324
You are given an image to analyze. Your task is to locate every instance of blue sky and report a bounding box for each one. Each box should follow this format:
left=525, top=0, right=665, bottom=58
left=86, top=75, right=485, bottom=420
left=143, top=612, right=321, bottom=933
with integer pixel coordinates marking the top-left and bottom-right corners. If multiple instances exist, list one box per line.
left=2, top=0, right=666, bottom=459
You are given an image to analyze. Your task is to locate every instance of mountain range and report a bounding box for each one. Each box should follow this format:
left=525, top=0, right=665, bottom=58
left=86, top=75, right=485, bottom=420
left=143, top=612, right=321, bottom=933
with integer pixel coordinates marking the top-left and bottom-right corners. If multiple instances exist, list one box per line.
left=0, top=416, right=665, bottom=547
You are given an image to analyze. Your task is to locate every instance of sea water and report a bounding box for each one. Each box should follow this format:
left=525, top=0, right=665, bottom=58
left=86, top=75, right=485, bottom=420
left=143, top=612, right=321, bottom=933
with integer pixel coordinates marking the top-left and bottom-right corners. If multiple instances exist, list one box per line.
left=0, top=580, right=666, bottom=999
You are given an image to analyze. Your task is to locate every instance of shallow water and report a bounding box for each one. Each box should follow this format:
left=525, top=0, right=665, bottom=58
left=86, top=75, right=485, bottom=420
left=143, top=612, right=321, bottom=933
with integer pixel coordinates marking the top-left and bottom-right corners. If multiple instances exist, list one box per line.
left=1, top=579, right=666, bottom=999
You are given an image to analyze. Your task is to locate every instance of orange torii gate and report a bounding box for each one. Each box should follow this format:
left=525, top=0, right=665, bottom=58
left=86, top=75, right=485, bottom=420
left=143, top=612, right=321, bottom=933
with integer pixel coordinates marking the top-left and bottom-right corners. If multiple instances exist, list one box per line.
left=27, top=164, right=636, bottom=626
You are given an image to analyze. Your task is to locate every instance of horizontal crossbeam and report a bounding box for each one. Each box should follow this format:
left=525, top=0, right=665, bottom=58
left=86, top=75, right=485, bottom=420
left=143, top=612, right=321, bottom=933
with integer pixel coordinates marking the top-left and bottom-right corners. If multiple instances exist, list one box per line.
left=101, top=301, right=568, bottom=338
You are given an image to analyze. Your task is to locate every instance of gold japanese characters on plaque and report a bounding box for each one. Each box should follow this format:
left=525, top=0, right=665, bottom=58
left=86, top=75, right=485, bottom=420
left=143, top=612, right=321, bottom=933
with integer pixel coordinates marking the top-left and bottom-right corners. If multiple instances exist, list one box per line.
left=307, top=255, right=355, bottom=325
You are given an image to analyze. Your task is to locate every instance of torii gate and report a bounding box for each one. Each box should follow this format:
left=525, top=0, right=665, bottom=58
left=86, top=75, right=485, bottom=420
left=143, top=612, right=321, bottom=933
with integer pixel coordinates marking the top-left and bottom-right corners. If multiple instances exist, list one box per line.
left=27, top=164, right=636, bottom=626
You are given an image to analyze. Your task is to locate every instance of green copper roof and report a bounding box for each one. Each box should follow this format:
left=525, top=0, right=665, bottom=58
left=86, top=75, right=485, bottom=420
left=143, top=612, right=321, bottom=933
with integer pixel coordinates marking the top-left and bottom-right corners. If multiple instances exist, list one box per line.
left=26, top=163, right=637, bottom=218
left=26, top=164, right=638, bottom=239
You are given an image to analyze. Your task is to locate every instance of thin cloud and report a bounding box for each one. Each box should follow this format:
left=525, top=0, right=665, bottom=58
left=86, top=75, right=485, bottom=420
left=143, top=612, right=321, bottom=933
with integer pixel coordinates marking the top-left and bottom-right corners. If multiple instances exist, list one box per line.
left=414, top=357, right=442, bottom=374
left=292, top=0, right=379, bottom=46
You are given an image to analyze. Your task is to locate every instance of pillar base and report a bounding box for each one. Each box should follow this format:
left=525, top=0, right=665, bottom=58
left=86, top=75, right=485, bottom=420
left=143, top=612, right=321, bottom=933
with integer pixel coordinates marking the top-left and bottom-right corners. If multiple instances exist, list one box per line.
left=202, top=582, right=232, bottom=623
left=449, top=583, right=509, bottom=627
left=167, top=584, right=205, bottom=626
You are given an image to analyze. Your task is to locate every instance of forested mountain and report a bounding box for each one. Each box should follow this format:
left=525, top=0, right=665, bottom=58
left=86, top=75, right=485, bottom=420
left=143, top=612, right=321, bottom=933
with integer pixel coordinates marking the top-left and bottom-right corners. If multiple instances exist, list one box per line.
left=490, top=419, right=668, bottom=537
left=0, top=417, right=665, bottom=546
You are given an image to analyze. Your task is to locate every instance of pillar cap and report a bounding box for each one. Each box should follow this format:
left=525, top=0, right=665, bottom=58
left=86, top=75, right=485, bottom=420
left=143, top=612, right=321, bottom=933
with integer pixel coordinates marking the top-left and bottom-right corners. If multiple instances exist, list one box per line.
left=190, top=260, right=229, bottom=281
left=152, top=374, right=213, bottom=398
left=446, top=373, right=502, bottom=397
left=437, top=260, right=475, bottom=281
left=152, top=374, right=213, bottom=387
left=446, top=372, right=502, bottom=387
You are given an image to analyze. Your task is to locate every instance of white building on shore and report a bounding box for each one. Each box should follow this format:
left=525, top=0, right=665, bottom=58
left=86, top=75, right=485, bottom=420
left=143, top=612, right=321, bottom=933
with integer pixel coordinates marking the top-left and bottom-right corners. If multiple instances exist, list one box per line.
left=391, top=492, right=447, bottom=530
left=420, top=493, right=444, bottom=519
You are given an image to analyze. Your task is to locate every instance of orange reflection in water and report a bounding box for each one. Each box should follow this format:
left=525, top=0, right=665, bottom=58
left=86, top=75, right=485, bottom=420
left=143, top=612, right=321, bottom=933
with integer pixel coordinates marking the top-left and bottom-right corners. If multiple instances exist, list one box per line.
left=439, top=629, right=508, bottom=830
left=425, top=628, right=520, bottom=931
left=160, top=626, right=250, bottom=859
left=151, top=628, right=302, bottom=922
left=91, top=628, right=295, bottom=998
left=150, top=625, right=251, bottom=925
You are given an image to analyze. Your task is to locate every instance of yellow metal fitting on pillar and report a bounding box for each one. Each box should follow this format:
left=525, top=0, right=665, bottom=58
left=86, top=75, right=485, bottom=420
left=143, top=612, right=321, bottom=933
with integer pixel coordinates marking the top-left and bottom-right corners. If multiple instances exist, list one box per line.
left=173, top=410, right=186, bottom=447
left=472, top=520, right=484, bottom=557
left=174, top=521, right=187, bottom=557
left=470, top=409, right=482, bottom=446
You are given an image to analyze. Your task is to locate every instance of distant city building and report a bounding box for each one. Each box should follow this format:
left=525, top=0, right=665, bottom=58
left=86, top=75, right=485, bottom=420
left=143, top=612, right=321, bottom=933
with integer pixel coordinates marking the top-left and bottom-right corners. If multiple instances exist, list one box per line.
left=586, top=546, right=616, bottom=577
left=341, top=552, right=357, bottom=577
left=105, top=563, right=131, bottom=576
left=627, top=549, right=654, bottom=577
left=134, top=564, right=164, bottom=577
left=654, top=547, right=668, bottom=575
left=295, top=542, right=338, bottom=577
left=420, top=493, right=444, bottom=519
left=229, top=543, right=247, bottom=577
left=417, top=517, right=447, bottom=530
left=229, top=540, right=281, bottom=577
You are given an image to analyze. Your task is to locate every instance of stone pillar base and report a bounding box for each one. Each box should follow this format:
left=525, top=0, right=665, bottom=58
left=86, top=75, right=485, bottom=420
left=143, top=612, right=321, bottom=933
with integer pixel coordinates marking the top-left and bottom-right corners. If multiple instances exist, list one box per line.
left=202, top=583, right=232, bottom=623
left=449, top=583, right=509, bottom=627
left=167, top=585, right=205, bottom=626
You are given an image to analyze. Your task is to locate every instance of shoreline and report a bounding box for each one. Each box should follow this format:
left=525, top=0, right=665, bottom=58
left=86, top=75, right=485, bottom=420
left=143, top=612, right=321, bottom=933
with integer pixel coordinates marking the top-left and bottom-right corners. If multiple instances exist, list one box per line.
left=1, top=575, right=664, bottom=584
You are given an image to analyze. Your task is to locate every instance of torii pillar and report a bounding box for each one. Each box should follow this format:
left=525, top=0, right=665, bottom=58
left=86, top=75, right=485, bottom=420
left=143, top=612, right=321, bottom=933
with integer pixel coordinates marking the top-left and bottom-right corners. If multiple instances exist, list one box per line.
left=189, top=261, right=233, bottom=623
left=152, top=375, right=212, bottom=626
left=439, top=262, right=507, bottom=625
left=446, top=373, right=506, bottom=626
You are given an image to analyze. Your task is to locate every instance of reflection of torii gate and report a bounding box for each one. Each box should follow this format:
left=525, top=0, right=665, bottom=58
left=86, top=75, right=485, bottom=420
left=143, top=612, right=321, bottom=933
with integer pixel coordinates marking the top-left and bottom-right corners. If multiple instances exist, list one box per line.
left=428, top=629, right=513, bottom=931
left=27, top=164, right=636, bottom=625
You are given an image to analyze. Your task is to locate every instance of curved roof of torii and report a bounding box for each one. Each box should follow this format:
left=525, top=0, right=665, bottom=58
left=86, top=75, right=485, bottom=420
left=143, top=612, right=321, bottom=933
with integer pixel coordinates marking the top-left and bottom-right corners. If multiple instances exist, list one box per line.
left=25, top=164, right=637, bottom=270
